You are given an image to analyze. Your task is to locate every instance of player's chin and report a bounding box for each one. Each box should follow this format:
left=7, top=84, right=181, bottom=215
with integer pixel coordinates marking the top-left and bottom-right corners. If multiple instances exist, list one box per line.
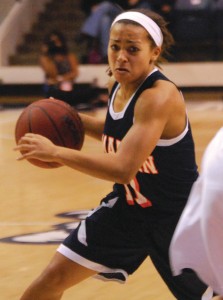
left=114, top=73, right=131, bottom=84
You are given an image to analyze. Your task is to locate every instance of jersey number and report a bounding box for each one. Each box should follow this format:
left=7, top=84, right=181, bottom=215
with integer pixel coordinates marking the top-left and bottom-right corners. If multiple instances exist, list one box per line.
left=124, top=178, right=152, bottom=208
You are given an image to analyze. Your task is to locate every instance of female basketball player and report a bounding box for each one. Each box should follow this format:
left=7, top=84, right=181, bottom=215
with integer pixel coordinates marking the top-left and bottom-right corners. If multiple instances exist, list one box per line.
left=170, top=127, right=223, bottom=299
left=15, top=8, right=213, bottom=300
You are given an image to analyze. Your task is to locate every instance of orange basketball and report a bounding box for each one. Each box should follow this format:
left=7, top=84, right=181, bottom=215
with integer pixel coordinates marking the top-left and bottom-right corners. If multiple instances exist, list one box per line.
left=15, top=98, right=85, bottom=168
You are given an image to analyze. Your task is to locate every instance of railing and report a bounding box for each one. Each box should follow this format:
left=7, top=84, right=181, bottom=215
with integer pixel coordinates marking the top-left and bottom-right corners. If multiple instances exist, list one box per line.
left=1, top=63, right=223, bottom=88
left=0, top=0, right=15, bottom=24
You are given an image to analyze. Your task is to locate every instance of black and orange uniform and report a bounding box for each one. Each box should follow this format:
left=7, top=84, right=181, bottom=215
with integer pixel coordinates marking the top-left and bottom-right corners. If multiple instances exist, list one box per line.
left=58, top=69, right=209, bottom=300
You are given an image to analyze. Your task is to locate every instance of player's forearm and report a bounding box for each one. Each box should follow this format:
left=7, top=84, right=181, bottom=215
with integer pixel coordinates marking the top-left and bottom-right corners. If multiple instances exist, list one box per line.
left=79, top=113, right=105, bottom=140
left=54, top=147, right=133, bottom=184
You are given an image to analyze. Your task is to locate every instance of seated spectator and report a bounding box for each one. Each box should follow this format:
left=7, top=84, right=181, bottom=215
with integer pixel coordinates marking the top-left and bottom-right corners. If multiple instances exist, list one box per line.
left=127, top=0, right=152, bottom=10
left=40, top=30, right=79, bottom=106
left=80, top=0, right=127, bottom=16
left=80, top=1, right=124, bottom=64
left=79, top=0, right=152, bottom=63
left=149, top=0, right=176, bottom=30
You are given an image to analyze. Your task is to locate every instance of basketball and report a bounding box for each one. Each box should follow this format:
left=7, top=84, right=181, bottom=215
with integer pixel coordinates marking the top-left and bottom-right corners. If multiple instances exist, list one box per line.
left=15, top=98, right=85, bottom=168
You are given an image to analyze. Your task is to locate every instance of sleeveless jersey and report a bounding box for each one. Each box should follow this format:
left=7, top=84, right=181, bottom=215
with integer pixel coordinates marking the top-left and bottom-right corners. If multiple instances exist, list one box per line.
left=103, top=69, right=198, bottom=214
left=53, top=56, right=73, bottom=92
left=54, top=57, right=72, bottom=76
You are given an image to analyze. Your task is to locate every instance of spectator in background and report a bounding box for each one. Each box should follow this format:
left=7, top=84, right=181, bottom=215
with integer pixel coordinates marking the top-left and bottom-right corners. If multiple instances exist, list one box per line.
left=149, top=0, right=176, bottom=30
left=80, top=0, right=152, bottom=64
left=40, top=30, right=79, bottom=106
left=127, top=0, right=152, bottom=10
left=80, top=1, right=125, bottom=64
left=80, top=0, right=128, bottom=16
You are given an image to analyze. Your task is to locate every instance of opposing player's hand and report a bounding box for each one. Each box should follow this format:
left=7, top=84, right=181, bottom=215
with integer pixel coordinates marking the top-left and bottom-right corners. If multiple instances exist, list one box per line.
left=14, top=133, right=59, bottom=162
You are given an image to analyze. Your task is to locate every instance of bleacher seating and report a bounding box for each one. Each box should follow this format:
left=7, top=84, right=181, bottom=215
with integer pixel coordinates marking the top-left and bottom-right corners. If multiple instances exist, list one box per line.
left=171, top=0, right=216, bottom=62
left=4, top=0, right=223, bottom=64
left=211, top=0, right=223, bottom=60
left=173, top=0, right=212, bottom=42
left=9, top=0, right=87, bottom=65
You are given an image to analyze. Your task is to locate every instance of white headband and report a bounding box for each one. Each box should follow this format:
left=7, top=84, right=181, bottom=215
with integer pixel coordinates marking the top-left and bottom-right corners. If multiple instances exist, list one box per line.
left=111, top=11, right=163, bottom=47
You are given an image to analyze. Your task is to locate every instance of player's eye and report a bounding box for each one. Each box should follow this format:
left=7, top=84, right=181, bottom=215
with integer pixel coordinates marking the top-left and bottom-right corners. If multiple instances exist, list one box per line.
left=110, top=44, right=119, bottom=51
left=128, top=46, right=139, bottom=53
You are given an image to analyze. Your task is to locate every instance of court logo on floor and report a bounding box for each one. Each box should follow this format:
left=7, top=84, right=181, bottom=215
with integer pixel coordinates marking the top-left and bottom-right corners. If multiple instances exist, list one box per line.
left=0, top=210, right=91, bottom=244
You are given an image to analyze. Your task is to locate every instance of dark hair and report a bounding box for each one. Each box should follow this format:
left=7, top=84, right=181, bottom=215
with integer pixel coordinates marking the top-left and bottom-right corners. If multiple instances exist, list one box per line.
left=43, top=30, right=68, bottom=56
left=44, top=30, right=66, bottom=45
left=110, top=9, right=174, bottom=66
left=47, top=43, right=68, bottom=56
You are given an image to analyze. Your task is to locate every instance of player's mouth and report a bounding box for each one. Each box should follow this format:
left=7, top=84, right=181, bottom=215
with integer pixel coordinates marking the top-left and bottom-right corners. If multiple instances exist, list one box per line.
left=115, top=67, right=129, bottom=73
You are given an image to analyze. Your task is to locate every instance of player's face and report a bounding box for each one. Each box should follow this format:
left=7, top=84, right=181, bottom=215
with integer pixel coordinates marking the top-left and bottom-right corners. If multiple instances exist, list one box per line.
left=108, top=23, right=160, bottom=85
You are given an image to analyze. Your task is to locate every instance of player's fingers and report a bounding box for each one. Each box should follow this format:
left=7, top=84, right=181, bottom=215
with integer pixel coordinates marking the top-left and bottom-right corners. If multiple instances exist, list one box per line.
left=18, top=135, right=35, bottom=145
left=24, top=133, right=35, bottom=137
left=18, top=133, right=35, bottom=142
left=20, top=134, right=50, bottom=145
left=24, top=133, right=46, bottom=138
left=14, top=143, right=35, bottom=152
left=16, top=151, right=35, bottom=161
left=16, top=153, right=27, bottom=161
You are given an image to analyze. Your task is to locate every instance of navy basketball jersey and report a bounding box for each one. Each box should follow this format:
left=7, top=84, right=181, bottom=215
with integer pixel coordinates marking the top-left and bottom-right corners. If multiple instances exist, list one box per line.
left=103, top=69, right=198, bottom=214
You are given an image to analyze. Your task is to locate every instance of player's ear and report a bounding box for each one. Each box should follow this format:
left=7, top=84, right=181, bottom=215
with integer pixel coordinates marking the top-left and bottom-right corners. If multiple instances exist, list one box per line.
left=149, top=46, right=161, bottom=65
left=152, top=47, right=161, bottom=60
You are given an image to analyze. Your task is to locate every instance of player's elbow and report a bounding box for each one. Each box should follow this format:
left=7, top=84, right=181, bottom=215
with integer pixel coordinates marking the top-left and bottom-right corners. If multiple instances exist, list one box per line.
left=114, top=168, right=136, bottom=184
left=111, top=154, right=138, bottom=184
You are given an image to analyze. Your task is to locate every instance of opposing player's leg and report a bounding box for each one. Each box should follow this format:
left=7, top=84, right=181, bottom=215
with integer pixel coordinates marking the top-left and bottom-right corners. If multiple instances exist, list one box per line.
left=20, top=251, right=96, bottom=300
left=151, top=252, right=212, bottom=300
left=149, top=216, right=212, bottom=300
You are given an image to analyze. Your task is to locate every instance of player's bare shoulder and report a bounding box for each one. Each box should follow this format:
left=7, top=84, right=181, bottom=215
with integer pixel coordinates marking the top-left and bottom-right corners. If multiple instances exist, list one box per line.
left=135, top=81, right=168, bottom=113
left=139, top=79, right=184, bottom=113
left=134, top=79, right=186, bottom=140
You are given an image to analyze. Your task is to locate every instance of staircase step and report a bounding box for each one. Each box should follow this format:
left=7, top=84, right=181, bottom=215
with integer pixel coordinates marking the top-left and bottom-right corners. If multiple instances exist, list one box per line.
left=9, top=53, right=40, bottom=65
left=10, top=0, right=86, bottom=65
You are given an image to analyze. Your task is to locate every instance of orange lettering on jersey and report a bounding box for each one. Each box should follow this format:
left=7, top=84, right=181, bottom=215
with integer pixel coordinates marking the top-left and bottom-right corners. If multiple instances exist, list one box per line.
left=139, top=156, right=158, bottom=174
left=102, top=134, right=106, bottom=152
left=123, top=178, right=152, bottom=208
left=103, top=134, right=118, bottom=153
left=123, top=185, right=135, bottom=205
left=103, top=134, right=158, bottom=175
left=129, top=178, right=152, bottom=207
left=108, top=136, right=115, bottom=153
left=103, top=134, right=155, bottom=208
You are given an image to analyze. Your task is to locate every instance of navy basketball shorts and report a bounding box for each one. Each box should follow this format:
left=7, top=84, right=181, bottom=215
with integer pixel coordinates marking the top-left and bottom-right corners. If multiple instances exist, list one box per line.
left=57, top=191, right=211, bottom=300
